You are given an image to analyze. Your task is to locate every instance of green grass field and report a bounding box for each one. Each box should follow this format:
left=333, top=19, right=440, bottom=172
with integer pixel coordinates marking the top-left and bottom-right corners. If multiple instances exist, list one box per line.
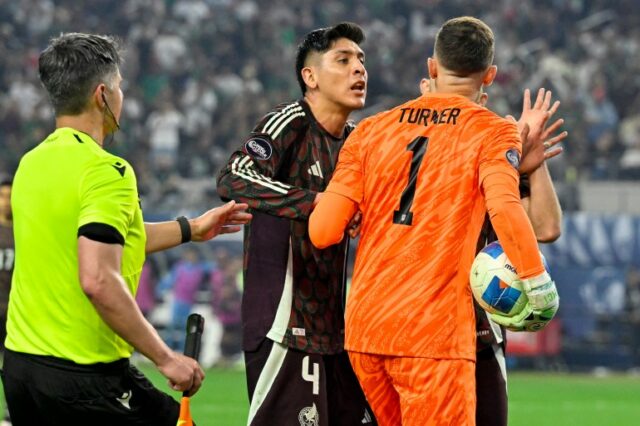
left=2, top=366, right=640, bottom=425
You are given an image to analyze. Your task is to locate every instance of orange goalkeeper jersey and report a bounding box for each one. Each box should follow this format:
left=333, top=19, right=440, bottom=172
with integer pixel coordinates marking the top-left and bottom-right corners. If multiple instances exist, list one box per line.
left=319, top=93, right=544, bottom=359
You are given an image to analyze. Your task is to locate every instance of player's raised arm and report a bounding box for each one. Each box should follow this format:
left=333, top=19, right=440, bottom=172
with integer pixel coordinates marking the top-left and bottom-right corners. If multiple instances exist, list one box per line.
left=481, top=121, right=560, bottom=331
left=515, top=88, right=567, bottom=242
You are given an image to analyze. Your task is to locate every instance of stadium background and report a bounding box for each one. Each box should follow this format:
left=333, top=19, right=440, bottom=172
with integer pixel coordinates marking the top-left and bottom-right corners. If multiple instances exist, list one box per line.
left=1, top=0, right=640, bottom=424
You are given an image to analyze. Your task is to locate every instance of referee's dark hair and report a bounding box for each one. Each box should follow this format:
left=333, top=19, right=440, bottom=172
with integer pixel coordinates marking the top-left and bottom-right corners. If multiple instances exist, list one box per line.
left=39, top=33, right=122, bottom=116
left=295, top=22, right=365, bottom=95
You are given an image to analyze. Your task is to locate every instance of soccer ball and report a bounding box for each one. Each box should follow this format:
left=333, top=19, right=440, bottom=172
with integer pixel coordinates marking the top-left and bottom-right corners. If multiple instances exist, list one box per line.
left=469, top=241, right=548, bottom=317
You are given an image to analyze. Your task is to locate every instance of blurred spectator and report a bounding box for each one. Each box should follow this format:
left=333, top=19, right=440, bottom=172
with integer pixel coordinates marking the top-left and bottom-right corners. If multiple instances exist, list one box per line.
left=590, top=129, right=623, bottom=180
left=209, top=248, right=242, bottom=366
left=156, top=247, right=210, bottom=351
left=146, top=99, right=184, bottom=176
left=618, top=101, right=640, bottom=179
left=135, top=259, right=159, bottom=318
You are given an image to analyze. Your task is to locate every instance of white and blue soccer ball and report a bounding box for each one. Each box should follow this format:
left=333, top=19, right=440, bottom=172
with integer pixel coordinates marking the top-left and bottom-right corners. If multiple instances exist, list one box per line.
left=469, top=241, right=548, bottom=317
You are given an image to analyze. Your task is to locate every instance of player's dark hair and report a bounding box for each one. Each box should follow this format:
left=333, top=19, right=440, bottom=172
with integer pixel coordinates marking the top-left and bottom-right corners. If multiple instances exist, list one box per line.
left=434, top=17, right=494, bottom=75
left=0, top=177, right=11, bottom=188
left=295, top=22, right=365, bottom=95
left=39, top=33, right=122, bottom=116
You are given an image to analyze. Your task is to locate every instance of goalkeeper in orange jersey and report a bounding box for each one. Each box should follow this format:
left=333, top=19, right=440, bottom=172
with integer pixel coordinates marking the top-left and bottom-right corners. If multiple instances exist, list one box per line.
left=422, top=79, right=566, bottom=426
left=310, top=16, right=561, bottom=426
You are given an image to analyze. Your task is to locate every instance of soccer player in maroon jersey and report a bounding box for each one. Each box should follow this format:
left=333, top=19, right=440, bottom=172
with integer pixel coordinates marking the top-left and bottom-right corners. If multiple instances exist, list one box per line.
left=217, top=22, right=375, bottom=426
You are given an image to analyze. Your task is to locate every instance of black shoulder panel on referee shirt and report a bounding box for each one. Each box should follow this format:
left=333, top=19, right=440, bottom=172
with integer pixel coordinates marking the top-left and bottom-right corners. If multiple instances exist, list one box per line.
left=78, top=223, right=125, bottom=245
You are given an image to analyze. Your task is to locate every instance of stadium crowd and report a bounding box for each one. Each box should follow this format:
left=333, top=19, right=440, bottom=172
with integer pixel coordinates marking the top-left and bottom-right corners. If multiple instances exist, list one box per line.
left=0, top=0, right=639, bottom=215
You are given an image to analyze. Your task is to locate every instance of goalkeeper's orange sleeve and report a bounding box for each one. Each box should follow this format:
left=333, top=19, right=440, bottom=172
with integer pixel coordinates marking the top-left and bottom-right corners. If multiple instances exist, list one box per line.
left=483, top=170, right=546, bottom=280
left=309, top=191, right=358, bottom=249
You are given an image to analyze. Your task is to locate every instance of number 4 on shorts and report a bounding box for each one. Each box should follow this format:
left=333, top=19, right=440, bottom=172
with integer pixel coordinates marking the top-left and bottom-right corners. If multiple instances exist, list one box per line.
left=301, top=356, right=319, bottom=395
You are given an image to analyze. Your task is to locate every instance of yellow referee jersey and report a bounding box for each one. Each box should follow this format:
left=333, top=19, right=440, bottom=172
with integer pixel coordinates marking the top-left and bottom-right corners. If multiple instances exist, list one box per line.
left=7, top=127, right=146, bottom=364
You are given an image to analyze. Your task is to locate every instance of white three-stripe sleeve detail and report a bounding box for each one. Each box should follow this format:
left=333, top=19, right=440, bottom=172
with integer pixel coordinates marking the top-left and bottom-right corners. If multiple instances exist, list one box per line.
left=245, top=169, right=290, bottom=191
left=230, top=156, right=291, bottom=194
left=263, top=104, right=302, bottom=135
left=260, top=102, right=299, bottom=133
left=264, top=107, right=303, bottom=136
left=243, top=159, right=291, bottom=190
left=237, top=154, right=253, bottom=170
left=271, top=112, right=306, bottom=139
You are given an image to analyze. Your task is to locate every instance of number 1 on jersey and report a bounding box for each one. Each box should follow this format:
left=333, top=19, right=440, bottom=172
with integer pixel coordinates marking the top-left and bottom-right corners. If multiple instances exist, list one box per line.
left=393, top=136, right=429, bottom=226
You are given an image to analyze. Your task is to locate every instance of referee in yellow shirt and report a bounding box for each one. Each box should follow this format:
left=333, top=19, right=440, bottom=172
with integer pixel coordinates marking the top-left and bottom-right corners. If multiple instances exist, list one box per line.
left=2, top=33, right=251, bottom=425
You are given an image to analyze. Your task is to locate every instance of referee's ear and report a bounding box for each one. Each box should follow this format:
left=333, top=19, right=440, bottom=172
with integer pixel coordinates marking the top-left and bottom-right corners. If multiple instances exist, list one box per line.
left=92, top=83, right=107, bottom=109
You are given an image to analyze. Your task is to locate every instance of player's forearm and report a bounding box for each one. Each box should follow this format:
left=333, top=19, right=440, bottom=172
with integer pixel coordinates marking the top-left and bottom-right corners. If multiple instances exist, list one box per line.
left=216, top=151, right=319, bottom=220
left=522, top=163, right=562, bottom=242
left=309, top=191, right=358, bottom=248
left=145, top=221, right=185, bottom=254
left=484, top=172, right=545, bottom=279
left=217, top=175, right=316, bottom=220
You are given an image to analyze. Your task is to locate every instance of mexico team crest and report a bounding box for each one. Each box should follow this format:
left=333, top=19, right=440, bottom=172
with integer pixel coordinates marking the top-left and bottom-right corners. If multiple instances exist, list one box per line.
left=298, top=403, right=319, bottom=426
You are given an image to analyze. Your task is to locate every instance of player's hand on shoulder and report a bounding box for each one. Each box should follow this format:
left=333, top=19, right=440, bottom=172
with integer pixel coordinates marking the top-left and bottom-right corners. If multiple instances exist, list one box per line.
left=157, top=352, right=206, bottom=397
left=191, top=200, right=252, bottom=241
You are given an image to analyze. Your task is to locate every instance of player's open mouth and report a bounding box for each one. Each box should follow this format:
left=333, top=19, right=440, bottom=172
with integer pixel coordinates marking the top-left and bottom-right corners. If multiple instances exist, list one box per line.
left=351, top=81, right=366, bottom=94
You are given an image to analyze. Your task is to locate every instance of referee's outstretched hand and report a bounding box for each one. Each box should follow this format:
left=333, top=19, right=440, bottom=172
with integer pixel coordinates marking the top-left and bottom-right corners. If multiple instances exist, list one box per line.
left=191, top=200, right=252, bottom=242
left=158, top=352, right=206, bottom=397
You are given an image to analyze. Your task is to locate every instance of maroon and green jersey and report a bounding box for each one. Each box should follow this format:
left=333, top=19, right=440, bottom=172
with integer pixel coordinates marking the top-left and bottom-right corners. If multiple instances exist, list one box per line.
left=217, top=99, right=353, bottom=354
left=475, top=175, right=531, bottom=351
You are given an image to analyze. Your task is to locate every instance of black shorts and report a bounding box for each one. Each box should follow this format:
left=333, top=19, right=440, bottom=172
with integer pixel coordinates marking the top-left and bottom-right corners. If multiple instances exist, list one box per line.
left=245, top=338, right=376, bottom=426
left=476, top=343, right=508, bottom=426
left=1, top=349, right=181, bottom=426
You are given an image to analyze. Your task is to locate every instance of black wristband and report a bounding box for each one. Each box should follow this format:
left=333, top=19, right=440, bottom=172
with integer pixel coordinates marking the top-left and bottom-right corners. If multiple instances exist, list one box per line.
left=176, top=216, right=191, bottom=244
